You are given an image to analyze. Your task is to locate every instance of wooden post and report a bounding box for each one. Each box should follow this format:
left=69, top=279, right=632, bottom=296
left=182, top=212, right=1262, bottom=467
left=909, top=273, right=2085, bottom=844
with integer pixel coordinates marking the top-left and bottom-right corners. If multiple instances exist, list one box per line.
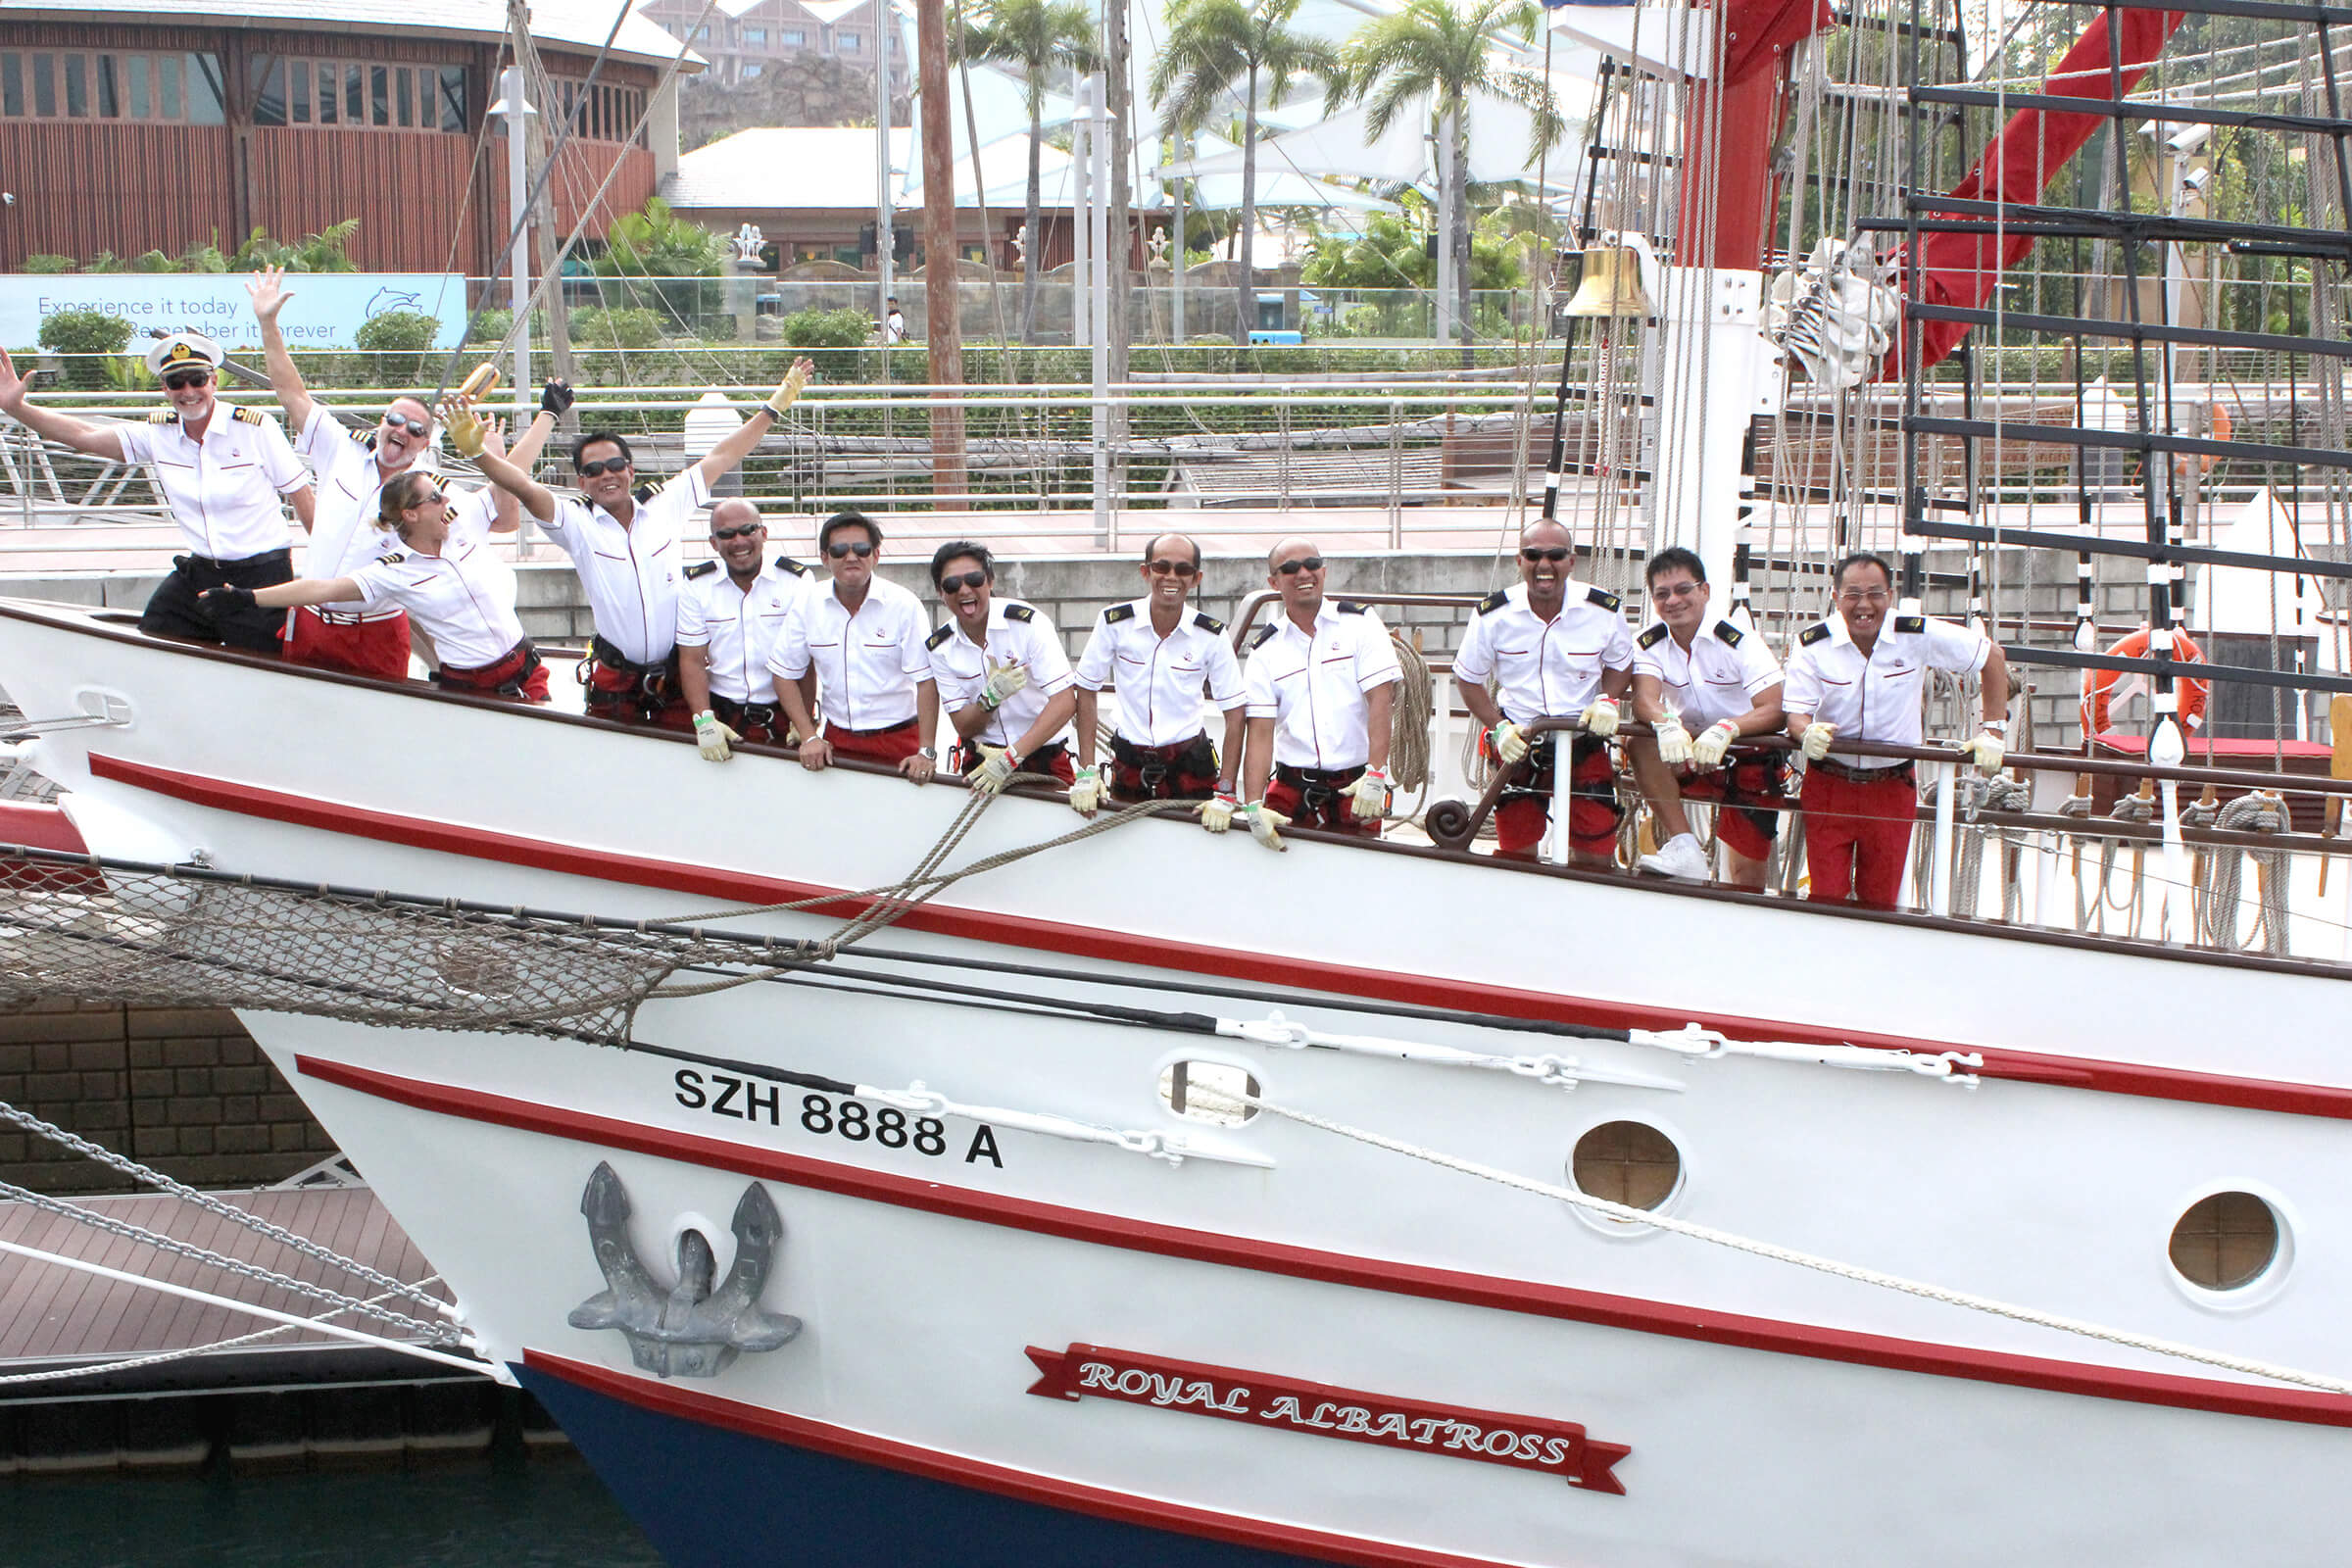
left=915, top=0, right=968, bottom=504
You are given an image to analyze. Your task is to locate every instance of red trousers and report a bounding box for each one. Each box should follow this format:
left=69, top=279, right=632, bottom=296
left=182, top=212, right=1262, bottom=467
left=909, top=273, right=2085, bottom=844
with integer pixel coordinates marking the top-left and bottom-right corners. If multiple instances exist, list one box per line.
left=432, top=642, right=551, bottom=705
left=1800, top=765, right=1917, bottom=909
left=1493, top=734, right=1618, bottom=858
left=1676, top=751, right=1788, bottom=861
left=283, top=607, right=411, bottom=682
left=956, top=740, right=1076, bottom=786
left=827, top=718, right=922, bottom=765
left=1266, top=765, right=1380, bottom=839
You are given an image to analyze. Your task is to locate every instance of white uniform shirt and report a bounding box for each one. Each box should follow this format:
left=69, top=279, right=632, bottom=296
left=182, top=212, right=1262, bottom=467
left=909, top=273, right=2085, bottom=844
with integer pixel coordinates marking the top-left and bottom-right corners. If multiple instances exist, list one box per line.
left=1072, top=598, right=1245, bottom=748
left=347, top=509, right=520, bottom=669
left=1243, top=601, right=1403, bottom=770
left=115, top=406, right=307, bottom=562
left=927, top=599, right=1075, bottom=752
left=1631, top=616, right=1784, bottom=730
left=1451, top=581, right=1635, bottom=723
left=675, top=556, right=814, bottom=705
left=295, top=408, right=498, bottom=617
left=1782, top=612, right=1991, bottom=764
left=768, top=574, right=932, bottom=731
left=534, top=466, right=711, bottom=665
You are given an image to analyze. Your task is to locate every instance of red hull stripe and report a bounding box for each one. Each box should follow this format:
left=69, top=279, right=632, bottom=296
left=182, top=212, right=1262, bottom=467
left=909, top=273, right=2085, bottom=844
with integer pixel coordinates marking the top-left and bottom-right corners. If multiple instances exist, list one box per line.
left=305, top=1054, right=2352, bottom=1431
left=523, top=1347, right=1526, bottom=1568
left=0, top=801, right=88, bottom=856
left=91, top=751, right=2352, bottom=1121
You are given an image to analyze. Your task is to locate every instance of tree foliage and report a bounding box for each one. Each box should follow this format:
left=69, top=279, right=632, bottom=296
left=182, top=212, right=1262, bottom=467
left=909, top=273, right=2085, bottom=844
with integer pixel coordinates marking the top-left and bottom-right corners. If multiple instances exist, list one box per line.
left=956, top=0, right=1101, bottom=342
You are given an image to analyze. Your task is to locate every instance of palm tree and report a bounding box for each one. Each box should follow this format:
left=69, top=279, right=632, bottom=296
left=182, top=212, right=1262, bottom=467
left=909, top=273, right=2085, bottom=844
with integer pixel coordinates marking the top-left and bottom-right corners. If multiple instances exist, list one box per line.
left=1343, top=0, right=1561, bottom=353
left=956, top=0, right=1099, bottom=343
left=1151, top=0, right=1342, bottom=347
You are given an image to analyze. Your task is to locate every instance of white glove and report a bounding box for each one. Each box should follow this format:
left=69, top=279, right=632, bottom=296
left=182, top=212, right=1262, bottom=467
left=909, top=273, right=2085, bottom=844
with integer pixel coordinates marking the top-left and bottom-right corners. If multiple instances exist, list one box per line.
left=1244, top=801, right=1290, bottom=852
left=1200, top=791, right=1237, bottom=834
left=1580, top=696, right=1621, bottom=738
left=1963, top=728, right=2006, bottom=775
left=1489, top=718, right=1528, bottom=766
left=978, top=658, right=1029, bottom=711
left=1800, top=722, right=1837, bottom=762
left=1690, top=718, right=1740, bottom=769
left=692, top=710, right=739, bottom=762
left=1067, top=765, right=1103, bottom=816
left=1653, top=715, right=1693, bottom=766
left=1343, top=765, right=1391, bottom=821
left=973, top=744, right=1018, bottom=796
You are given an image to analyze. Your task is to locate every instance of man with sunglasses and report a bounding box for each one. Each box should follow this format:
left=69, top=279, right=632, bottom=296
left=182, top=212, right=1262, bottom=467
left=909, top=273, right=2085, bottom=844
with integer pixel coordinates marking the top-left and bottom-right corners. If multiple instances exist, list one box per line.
left=463, top=357, right=816, bottom=725
left=676, top=501, right=816, bottom=760
left=770, top=511, right=939, bottom=782
left=246, top=266, right=540, bottom=681
left=0, top=334, right=314, bottom=654
left=1451, top=520, right=1634, bottom=868
left=923, top=540, right=1078, bottom=790
left=1624, top=547, right=1786, bottom=886
left=1070, top=533, right=1246, bottom=817
left=1783, top=551, right=2010, bottom=910
left=1236, top=538, right=1402, bottom=847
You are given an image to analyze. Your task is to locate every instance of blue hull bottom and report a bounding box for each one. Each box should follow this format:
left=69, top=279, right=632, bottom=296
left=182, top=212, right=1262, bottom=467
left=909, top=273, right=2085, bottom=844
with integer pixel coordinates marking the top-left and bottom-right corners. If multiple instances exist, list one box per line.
left=515, top=1362, right=1336, bottom=1568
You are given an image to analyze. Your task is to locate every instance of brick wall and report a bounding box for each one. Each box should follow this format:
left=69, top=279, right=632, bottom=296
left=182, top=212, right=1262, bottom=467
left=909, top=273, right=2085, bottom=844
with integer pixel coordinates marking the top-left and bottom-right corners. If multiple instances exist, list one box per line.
left=0, top=1003, right=332, bottom=1195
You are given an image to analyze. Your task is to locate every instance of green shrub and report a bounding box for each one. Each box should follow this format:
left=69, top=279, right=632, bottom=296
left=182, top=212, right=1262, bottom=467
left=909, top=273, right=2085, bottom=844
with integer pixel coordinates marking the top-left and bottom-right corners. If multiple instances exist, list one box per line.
left=23, top=255, right=74, bottom=274
left=352, top=309, right=440, bottom=385
left=779, top=307, right=872, bottom=350
left=38, top=308, right=135, bottom=389
left=466, top=308, right=512, bottom=345
left=568, top=306, right=664, bottom=351
left=132, top=250, right=174, bottom=273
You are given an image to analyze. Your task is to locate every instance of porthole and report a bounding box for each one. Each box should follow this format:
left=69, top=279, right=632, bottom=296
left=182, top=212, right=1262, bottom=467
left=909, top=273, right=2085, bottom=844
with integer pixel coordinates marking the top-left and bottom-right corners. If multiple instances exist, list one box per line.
left=1157, top=1059, right=1259, bottom=1126
left=1569, top=1120, right=1683, bottom=1213
left=2169, top=1191, right=2279, bottom=1293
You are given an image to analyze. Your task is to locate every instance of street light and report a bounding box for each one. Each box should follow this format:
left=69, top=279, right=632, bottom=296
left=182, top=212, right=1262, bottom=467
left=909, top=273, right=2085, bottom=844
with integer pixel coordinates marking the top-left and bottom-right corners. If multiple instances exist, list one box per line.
left=487, top=73, right=537, bottom=421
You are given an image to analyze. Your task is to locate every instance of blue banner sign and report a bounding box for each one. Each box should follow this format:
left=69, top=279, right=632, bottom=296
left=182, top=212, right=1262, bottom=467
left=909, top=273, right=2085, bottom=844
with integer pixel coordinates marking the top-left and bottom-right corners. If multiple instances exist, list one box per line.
left=0, top=272, right=467, bottom=352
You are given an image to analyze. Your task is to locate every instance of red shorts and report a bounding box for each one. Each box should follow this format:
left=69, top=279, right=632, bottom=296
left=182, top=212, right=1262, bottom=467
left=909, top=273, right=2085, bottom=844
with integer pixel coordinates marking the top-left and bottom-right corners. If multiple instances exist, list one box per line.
left=1265, top=764, right=1380, bottom=839
left=1676, top=750, right=1788, bottom=861
left=1493, top=733, right=1618, bottom=858
left=956, top=740, right=1076, bottom=786
left=283, top=608, right=411, bottom=682
left=1799, top=763, right=1917, bottom=910
left=1107, top=733, right=1221, bottom=803
left=827, top=718, right=923, bottom=765
left=432, top=642, right=551, bottom=704
left=584, top=650, right=686, bottom=726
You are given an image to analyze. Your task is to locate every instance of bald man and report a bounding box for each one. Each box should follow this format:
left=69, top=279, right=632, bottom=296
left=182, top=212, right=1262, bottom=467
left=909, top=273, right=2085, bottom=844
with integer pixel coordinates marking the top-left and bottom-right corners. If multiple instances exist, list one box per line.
left=675, top=500, right=817, bottom=760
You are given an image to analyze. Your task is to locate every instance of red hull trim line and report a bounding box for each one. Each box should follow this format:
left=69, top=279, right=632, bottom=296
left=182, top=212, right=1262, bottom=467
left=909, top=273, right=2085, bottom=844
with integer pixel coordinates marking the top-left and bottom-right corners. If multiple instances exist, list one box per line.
left=307, top=1054, right=2352, bottom=1431
left=523, top=1348, right=1524, bottom=1568
left=91, top=750, right=2352, bottom=1124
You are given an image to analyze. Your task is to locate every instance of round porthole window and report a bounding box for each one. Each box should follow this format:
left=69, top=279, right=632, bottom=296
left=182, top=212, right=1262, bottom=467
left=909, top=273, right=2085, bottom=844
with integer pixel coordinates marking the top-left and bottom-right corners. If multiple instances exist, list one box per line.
left=2169, top=1191, right=2279, bottom=1293
left=1570, top=1120, right=1682, bottom=1212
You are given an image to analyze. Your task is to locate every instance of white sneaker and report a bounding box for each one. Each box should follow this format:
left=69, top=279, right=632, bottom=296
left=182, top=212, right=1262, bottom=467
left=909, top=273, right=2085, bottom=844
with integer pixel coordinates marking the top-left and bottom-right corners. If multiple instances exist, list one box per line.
left=1637, top=832, right=1710, bottom=882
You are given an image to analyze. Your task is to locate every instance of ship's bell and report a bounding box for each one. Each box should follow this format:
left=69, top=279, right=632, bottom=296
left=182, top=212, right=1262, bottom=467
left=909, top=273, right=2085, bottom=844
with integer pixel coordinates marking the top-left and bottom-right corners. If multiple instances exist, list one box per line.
left=1561, top=245, right=1650, bottom=318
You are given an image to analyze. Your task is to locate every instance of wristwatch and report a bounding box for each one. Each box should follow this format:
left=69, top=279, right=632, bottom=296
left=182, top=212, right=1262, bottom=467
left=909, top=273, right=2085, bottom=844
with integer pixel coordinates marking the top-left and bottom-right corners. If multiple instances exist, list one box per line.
left=1982, top=719, right=2009, bottom=733
left=917, top=746, right=938, bottom=760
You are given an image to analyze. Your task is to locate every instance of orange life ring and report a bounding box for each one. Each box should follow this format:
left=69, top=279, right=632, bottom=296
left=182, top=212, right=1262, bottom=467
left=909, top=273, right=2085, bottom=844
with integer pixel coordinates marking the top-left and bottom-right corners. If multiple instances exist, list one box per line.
left=2174, top=401, right=2231, bottom=479
left=2082, top=627, right=2210, bottom=736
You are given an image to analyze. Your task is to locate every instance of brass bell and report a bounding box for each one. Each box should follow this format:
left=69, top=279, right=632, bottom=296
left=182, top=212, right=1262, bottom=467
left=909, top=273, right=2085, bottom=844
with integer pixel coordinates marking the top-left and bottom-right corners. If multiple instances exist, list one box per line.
left=1561, top=245, right=1650, bottom=318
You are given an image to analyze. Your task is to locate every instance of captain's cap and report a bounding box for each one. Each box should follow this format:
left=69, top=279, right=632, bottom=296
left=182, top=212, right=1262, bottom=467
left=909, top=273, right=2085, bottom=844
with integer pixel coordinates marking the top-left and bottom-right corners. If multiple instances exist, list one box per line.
left=144, top=332, right=223, bottom=379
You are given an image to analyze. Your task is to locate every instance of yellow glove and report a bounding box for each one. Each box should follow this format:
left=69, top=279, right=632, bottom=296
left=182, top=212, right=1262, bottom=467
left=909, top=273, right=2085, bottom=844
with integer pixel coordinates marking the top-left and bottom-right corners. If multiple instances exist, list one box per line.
left=1200, top=791, right=1237, bottom=834
left=1489, top=718, right=1528, bottom=766
left=692, top=710, right=739, bottom=762
left=1244, top=801, right=1291, bottom=853
left=438, top=397, right=487, bottom=459
left=1800, top=722, right=1837, bottom=762
left=973, top=744, right=1018, bottom=796
left=978, top=658, right=1029, bottom=711
left=765, top=358, right=814, bottom=418
left=1343, top=766, right=1391, bottom=821
left=1963, top=728, right=2006, bottom=775
left=1653, top=715, right=1692, bottom=766
left=1580, top=696, right=1621, bottom=738
left=1067, top=765, right=1103, bottom=816
left=1690, top=719, right=1740, bottom=768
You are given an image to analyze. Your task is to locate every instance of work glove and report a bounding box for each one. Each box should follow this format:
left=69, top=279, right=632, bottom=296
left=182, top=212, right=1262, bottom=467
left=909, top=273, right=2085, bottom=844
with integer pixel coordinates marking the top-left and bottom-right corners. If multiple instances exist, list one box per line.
left=1653, top=714, right=1692, bottom=766
left=977, top=658, right=1029, bottom=711
left=1580, top=696, right=1621, bottom=738
left=1067, top=765, right=1103, bottom=816
left=541, top=379, right=574, bottom=417
left=1244, top=800, right=1290, bottom=853
left=765, top=358, right=814, bottom=418
left=972, top=744, right=1018, bottom=796
left=438, top=397, right=487, bottom=460
left=1800, top=722, right=1837, bottom=762
left=1690, top=718, right=1740, bottom=769
left=692, top=710, right=739, bottom=762
left=1489, top=718, right=1528, bottom=766
left=1200, top=791, right=1237, bottom=834
left=1343, top=765, right=1392, bottom=821
left=199, top=585, right=258, bottom=612
left=1962, top=728, right=2006, bottom=776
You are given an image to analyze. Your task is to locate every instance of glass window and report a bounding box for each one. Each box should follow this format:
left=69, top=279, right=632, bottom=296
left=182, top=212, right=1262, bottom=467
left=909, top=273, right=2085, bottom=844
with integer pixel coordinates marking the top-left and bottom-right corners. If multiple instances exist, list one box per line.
left=188, top=53, right=225, bottom=124
left=32, top=53, right=55, bottom=118
left=395, top=64, right=411, bottom=125
left=128, top=55, right=154, bottom=121
left=369, top=64, right=387, bottom=125
left=96, top=54, right=119, bottom=117
left=839, top=31, right=861, bottom=50
left=781, top=28, right=805, bottom=44
left=439, top=64, right=464, bottom=130
left=254, top=57, right=285, bottom=126
left=344, top=62, right=362, bottom=123
left=63, top=53, right=86, bottom=118
left=290, top=56, right=309, bottom=122
left=743, top=62, right=762, bottom=77
left=158, top=53, right=181, bottom=120
left=2, top=54, right=22, bottom=118
left=318, top=62, right=337, bottom=123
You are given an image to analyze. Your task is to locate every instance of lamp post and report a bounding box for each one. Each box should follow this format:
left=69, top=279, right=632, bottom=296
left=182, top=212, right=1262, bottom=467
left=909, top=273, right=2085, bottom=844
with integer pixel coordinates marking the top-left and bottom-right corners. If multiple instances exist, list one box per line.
left=487, top=70, right=536, bottom=422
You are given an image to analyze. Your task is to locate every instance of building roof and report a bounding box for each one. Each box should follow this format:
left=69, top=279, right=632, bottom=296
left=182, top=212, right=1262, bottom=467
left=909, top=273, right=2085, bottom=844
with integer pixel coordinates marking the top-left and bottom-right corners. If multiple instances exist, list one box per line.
left=0, top=0, right=701, bottom=72
left=667, top=126, right=911, bottom=213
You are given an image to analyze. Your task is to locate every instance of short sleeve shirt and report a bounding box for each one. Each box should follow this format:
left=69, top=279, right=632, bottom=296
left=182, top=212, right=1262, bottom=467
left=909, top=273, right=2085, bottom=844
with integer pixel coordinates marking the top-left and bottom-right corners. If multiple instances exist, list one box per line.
left=295, top=408, right=495, bottom=615
left=348, top=535, right=522, bottom=669
left=675, top=557, right=815, bottom=705
left=116, top=405, right=308, bottom=562
left=1630, top=617, right=1785, bottom=730
left=927, top=599, right=1076, bottom=752
left=1243, top=601, right=1403, bottom=770
left=1071, top=598, right=1246, bottom=748
left=1782, top=612, right=1992, bottom=763
left=1451, top=581, right=1635, bottom=723
left=768, top=574, right=933, bottom=731
left=534, top=466, right=712, bottom=665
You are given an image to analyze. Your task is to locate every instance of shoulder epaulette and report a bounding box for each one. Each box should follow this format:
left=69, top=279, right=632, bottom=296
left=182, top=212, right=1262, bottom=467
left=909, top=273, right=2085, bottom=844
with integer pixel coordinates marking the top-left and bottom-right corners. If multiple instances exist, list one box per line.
left=1798, top=620, right=1833, bottom=647
left=1894, top=613, right=1926, bottom=634
left=1337, top=600, right=1367, bottom=615
left=1003, top=602, right=1036, bottom=623
left=683, top=560, right=719, bottom=580
left=1102, top=603, right=1135, bottom=624
left=1637, top=622, right=1669, bottom=650
left=1192, top=610, right=1225, bottom=634
left=231, top=406, right=266, bottom=426
left=1713, top=618, right=1744, bottom=647
left=925, top=622, right=954, bottom=651
left=1476, top=589, right=1510, bottom=615
left=148, top=410, right=177, bottom=424
left=632, top=482, right=656, bottom=505
left=374, top=551, right=406, bottom=566
left=1249, top=624, right=1279, bottom=650
left=1586, top=585, right=1621, bottom=612
left=773, top=554, right=808, bottom=576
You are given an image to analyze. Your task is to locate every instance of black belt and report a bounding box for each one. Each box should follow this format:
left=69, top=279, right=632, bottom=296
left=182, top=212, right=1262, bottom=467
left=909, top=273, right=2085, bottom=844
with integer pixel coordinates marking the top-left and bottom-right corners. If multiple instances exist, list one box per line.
left=180, top=548, right=292, bottom=571
left=589, top=634, right=672, bottom=676
left=1810, top=756, right=1915, bottom=783
left=1274, top=762, right=1361, bottom=786
left=710, top=693, right=779, bottom=727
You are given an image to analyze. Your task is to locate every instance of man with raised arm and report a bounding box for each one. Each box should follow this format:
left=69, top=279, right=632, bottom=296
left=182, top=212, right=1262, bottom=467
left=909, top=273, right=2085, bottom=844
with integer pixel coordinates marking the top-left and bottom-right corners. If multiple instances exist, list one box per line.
left=1625, top=547, right=1787, bottom=886
left=245, top=265, right=544, bottom=679
left=1235, top=538, right=1401, bottom=850
left=675, top=500, right=817, bottom=761
left=1782, top=551, right=2011, bottom=910
left=459, top=357, right=814, bottom=724
left=1069, top=532, right=1246, bottom=821
left=768, top=511, right=939, bottom=784
left=0, top=334, right=314, bottom=655
left=924, top=540, right=1079, bottom=793
left=1451, top=520, right=1633, bottom=868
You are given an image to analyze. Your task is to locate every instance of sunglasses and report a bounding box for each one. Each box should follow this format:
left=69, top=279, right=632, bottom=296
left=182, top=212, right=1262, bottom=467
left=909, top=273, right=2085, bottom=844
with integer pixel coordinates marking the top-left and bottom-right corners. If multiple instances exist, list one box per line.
left=710, top=522, right=763, bottom=541
left=1147, top=559, right=1200, bottom=577
left=937, top=570, right=989, bottom=594
left=410, top=488, right=449, bottom=508
left=1274, top=556, right=1325, bottom=576
left=383, top=415, right=431, bottom=438
left=1651, top=581, right=1703, bottom=600
left=826, top=540, right=876, bottom=560
left=575, top=457, right=631, bottom=478
left=1520, top=547, right=1572, bottom=564
left=162, top=370, right=213, bottom=390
